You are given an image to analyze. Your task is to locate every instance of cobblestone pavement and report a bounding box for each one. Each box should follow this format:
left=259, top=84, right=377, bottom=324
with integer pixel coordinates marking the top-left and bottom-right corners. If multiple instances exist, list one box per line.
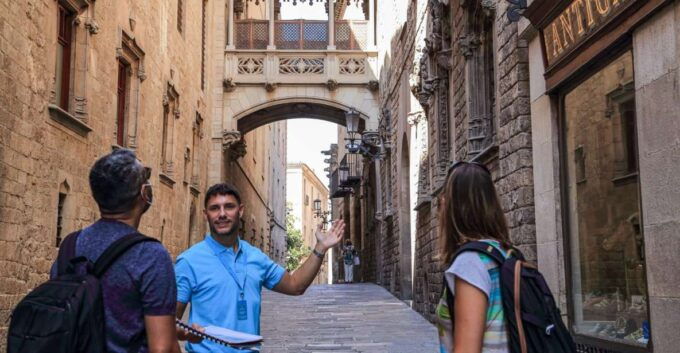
left=259, top=283, right=439, bottom=353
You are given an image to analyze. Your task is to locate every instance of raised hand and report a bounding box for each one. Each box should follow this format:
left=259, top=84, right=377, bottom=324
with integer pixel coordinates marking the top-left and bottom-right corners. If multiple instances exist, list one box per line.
left=315, top=219, right=345, bottom=252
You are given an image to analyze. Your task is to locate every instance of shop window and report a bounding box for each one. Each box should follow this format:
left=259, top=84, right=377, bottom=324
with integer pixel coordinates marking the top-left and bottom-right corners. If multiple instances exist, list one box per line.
left=563, top=51, right=648, bottom=348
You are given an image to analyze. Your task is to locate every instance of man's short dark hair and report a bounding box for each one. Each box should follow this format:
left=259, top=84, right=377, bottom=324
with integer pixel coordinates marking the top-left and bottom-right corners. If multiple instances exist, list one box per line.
left=89, top=149, right=147, bottom=213
left=204, top=183, right=242, bottom=208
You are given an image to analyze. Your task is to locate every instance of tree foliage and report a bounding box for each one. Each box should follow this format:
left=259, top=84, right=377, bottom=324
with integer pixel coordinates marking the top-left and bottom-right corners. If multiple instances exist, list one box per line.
left=285, top=202, right=310, bottom=271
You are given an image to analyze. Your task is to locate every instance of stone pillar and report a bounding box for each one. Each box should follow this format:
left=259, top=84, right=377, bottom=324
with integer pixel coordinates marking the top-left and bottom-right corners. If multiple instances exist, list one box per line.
left=227, top=0, right=235, bottom=49
left=268, top=0, right=276, bottom=50
left=327, top=0, right=335, bottom=50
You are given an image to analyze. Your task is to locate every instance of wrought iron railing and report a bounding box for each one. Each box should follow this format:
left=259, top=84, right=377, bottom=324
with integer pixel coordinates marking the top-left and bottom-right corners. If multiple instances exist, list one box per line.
left=339, top=153, right=362, bottom=187
left=275, top=20, right=328, bottom=50
left=335, top=20, right=368, bottom=50
left=235, top=20, right=268, bottom=50
left=235, top=20, right=369, bottom=51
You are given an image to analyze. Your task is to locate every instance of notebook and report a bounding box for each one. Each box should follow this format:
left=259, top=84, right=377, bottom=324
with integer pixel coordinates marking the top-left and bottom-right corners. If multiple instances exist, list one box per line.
left=175, top=319, right=263, bottom=349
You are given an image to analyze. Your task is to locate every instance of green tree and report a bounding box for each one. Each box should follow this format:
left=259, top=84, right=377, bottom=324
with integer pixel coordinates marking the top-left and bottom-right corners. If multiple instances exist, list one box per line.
left=285, top=202, right=310, bottom=271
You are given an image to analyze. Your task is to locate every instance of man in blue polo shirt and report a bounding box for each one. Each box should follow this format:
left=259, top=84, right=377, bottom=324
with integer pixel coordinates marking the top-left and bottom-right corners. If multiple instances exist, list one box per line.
left=175, top=183, right=345, bottom=352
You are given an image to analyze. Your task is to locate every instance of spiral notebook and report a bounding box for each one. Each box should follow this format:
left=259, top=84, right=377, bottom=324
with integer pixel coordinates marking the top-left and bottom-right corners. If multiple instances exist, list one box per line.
left=175, top=319, right=263, bottom=350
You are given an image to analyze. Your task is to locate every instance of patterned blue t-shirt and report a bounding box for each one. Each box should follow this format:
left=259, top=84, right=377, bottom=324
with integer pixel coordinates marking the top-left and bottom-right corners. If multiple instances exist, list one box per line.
left=50, top=219, right=177, bottom=353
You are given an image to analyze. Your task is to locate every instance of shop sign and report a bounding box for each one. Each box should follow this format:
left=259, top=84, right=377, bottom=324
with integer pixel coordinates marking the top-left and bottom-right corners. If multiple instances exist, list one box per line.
left=543, top=0, right=634, bottom=66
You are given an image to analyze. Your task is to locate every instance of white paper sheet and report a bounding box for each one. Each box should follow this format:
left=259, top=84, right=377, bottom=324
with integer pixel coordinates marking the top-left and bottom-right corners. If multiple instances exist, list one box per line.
left=203, top=326, right=264, bottom=344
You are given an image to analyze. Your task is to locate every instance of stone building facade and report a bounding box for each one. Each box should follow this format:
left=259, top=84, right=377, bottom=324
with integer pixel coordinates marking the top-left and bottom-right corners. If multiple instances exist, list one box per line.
left=350, top=0, right=534, bottom=321
left=287, top=163, right=330, bottom=284
left=0, top=0, right=221, bottom=346
left=523, top=0, right=680, bottom=351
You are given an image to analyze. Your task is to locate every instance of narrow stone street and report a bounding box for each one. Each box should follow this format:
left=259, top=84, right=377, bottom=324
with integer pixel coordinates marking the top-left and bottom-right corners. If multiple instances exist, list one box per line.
left=260, top=284, right=439, bottom=353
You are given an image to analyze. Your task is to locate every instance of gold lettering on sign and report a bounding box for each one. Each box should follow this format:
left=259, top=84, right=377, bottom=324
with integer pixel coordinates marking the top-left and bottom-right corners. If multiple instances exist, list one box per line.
left=551, top=22, right=564, bottom=56
left=543, top=0, right=632, bottom=66
left=585, top=0, right=596, bottom=27
left=595, top=0, right=611, bottom=15
left=571, top=0, right=586, bottom=35
left=560, top=8, right=575, bottom=45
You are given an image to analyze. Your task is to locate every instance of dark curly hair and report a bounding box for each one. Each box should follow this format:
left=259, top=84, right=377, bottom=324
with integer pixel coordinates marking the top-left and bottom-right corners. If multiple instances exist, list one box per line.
left=89, top=149, right=147, bottom=213
left=204, top=183, right=242, bottom=208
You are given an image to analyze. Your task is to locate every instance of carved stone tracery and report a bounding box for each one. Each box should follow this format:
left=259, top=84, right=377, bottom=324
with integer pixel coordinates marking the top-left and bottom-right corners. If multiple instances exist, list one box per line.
left=222, top=130, right=247, bottom=159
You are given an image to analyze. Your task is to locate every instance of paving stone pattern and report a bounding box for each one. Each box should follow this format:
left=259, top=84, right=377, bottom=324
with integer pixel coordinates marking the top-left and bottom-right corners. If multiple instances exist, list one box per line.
left=260, top=284, right=439, bottom=353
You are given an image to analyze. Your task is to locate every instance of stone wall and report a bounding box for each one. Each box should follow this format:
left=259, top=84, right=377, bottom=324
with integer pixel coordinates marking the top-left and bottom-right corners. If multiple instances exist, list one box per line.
left=0, top=0, right=215, bottom=347
left=631, top=4, right=680, bottom=351
left=369, top=0, right=535, bottom=321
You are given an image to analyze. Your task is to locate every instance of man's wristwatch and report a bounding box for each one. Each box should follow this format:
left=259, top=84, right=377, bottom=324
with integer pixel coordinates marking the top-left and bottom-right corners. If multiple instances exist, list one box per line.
left=312, top=248, right=326, bottom=259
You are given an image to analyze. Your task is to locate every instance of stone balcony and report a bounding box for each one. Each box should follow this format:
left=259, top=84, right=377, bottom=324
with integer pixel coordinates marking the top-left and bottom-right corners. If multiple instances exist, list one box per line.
left=225, top=47, right=378, bottom=87
left=224, top=0, right=378, bottom=88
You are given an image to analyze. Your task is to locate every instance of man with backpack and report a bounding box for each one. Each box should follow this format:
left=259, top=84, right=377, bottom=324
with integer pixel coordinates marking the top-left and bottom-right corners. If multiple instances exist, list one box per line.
left=342, top=239, right=356, bottom=283
left=8, top=149, right=181, bottom=353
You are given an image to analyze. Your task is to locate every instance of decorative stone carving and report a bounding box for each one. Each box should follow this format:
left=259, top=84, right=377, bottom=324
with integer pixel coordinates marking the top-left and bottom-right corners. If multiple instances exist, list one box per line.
left=223, top=78, right=237, bottom=92
left=278, top=57, right=324, bottom=75
left=326, top=79, right=338, bottom=91
left=222, top=130, right=247, bottom=159
left=361, top=131, right=381, bottom=147
left=264, top=82, right=277, bottom=92
left=85, top=18, right=99, bottom=34
left=222, top=130, right=242, bottom=149
left=366, top=80, right=379, bottom=92
left=407, top=112, right=425, bottom=126
left=137, top=67, right=147, bottom=81
left=237, top=57, right=264, bottom=75
left=74, top=96, right=88, bottom=121
left=506, top=0, right=527, bottom=22
left=230, top=140, right=247, bottom=159
left=435, top=49, right=453, bottom=70
left=339, top=57, right=366, bottom=75
left=459, top=34, right=481, bottom=58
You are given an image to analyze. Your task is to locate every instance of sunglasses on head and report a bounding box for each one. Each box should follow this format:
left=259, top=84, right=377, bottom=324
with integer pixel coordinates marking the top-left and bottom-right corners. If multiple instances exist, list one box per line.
left=447, top=160, right=491, bottom=175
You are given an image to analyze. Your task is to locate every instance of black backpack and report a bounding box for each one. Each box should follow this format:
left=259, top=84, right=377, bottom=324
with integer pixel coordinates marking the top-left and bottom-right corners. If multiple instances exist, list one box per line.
left=444, top=241, right=576, bottom=353
left=7, top=231, right=159, bottom=353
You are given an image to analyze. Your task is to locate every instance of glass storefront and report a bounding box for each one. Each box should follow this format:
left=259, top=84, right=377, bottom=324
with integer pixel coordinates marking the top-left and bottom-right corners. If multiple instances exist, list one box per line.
left=563, top=51, right=650, bottom=347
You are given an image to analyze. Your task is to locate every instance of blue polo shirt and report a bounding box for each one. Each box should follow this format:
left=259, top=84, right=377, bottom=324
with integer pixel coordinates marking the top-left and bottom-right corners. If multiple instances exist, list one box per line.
left=175, top=234, right=286, bottom=353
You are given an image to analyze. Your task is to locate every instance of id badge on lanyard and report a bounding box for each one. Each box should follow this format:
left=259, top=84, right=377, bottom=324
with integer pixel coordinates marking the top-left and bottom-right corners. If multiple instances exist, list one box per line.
left=217, top=251, right=248, bottom=321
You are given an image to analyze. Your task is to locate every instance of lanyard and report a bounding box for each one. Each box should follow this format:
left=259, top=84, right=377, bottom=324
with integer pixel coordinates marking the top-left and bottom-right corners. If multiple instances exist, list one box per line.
left=211, top=238, right=248, bottom=299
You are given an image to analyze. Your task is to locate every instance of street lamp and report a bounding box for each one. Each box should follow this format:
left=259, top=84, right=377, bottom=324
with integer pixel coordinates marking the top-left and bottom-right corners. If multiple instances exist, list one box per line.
left=345, top=108, right=361, bottom=154
left=313, top=198, right=331, bottom=230
left=345, top=108, right=360, bottom=135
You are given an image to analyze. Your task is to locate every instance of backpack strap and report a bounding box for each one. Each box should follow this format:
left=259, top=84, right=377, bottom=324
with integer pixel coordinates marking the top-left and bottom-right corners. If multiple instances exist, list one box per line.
left=57, top=231, right=82, bottom=276
left=93, top=233, right=160, bottom=278
left=453, top=241, right=507, bottom=265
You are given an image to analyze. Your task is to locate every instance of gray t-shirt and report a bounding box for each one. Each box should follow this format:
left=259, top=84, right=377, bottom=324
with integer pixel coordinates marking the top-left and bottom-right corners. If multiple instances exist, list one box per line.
left=443, top=241, right=509, bottom=353
left=445, top=252, right=492, bottom=299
